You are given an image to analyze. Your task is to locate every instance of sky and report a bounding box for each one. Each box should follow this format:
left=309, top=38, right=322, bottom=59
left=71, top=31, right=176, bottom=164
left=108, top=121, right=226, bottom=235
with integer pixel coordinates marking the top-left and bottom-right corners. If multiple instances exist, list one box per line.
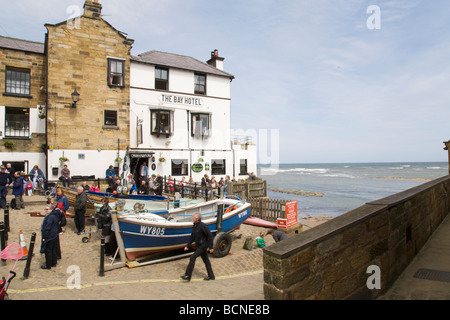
left=1, top=0, right=449, bottom=164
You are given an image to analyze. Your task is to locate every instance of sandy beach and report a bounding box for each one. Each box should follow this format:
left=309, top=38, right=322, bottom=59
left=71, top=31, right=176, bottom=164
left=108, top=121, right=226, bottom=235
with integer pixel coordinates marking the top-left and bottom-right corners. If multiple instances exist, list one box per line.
left=1, top=193, right=332, bottom=300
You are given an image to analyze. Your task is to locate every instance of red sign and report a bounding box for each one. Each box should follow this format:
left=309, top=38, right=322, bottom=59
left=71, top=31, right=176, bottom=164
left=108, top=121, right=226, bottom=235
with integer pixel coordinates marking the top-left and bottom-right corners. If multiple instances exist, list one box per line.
left=278, top=201, right=298, bottom=229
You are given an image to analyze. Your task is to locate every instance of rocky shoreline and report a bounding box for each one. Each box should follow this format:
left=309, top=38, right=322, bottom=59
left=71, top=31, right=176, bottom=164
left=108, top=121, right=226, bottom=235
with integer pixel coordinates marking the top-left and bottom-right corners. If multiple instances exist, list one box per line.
left=268, top=187, right=326, bottom=197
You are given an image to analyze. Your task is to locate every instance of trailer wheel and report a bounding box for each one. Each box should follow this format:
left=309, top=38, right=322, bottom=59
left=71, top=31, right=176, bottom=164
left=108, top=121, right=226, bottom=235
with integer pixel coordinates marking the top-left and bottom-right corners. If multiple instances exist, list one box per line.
left=213, top=232, right=232, bottom=258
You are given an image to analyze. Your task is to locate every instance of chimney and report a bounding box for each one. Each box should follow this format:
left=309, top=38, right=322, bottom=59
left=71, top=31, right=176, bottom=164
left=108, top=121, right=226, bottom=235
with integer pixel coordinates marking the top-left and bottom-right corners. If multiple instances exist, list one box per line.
left=207, top=49, right=225, bottom=71
left=84, top=0, right=102, bottom=19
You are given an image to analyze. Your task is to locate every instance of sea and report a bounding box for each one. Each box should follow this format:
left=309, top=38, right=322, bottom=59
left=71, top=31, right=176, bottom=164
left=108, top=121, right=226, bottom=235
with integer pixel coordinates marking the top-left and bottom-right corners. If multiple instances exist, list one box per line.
left=258, top=162, right=448, bottom=219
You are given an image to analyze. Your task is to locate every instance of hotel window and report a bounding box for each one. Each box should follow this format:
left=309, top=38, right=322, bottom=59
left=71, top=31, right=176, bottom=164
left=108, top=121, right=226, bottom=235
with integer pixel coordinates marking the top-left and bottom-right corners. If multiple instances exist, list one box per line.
left=151, top=109, right=171, bottom=137
left=212, top=159, right=226, bottom=175
left=172, top=159, right=189, bottom=176
left=5, top=67, right=31, bottom=96
left=107, top=58, right=124, bottom=87
left=240, top=159, right=248, bottom=175
left=194, top=73, right=206, bottom=95
left=104, top=110, right=118, bottom=126
left=155, top=67, right=168, bottom=90
left=191, top=113, right=210, bottom=139
left=4, top=107, right=30, bottom=138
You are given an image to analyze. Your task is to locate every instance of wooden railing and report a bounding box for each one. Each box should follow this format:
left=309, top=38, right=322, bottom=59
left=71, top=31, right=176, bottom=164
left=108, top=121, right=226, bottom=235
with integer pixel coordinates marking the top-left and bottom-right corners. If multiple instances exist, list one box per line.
left=248, top=198, right=288, bottom=223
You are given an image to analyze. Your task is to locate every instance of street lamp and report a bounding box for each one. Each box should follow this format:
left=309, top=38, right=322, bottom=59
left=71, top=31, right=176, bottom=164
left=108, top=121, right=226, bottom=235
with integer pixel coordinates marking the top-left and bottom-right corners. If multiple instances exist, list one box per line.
left=71, top=88, right=80, bottom=108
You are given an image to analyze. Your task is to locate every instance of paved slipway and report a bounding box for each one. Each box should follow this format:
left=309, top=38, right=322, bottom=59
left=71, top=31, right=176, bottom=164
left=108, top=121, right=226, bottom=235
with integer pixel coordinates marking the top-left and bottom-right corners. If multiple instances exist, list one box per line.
left=6, top=195, right=447, bottom=302
left=3, top=195, right=323, bottom=301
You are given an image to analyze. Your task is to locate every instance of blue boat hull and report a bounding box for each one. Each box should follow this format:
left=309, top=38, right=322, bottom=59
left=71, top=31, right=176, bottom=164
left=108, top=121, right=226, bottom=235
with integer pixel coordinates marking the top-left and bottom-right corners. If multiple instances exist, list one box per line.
left=118, top=205, right=251, bottom=260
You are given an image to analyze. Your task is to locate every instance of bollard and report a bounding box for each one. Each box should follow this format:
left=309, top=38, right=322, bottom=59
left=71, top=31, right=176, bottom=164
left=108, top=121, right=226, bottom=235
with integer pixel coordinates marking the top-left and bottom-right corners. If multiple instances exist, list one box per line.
left=4, top=204, right=10, bottom=233
left=0, top=222, right=6, bottom=266
left=99, top=236, right=105, bottom=277
left=22, top=233, right=36, bottom=280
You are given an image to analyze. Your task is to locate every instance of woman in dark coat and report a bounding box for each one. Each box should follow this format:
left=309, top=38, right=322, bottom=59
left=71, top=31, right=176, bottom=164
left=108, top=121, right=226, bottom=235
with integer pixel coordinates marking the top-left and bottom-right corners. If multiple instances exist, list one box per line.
left=96, top=198, right=115, bottom=256
left=50, top=198, right=67, bottom=260
left=40, top=205, right=60, bottom=269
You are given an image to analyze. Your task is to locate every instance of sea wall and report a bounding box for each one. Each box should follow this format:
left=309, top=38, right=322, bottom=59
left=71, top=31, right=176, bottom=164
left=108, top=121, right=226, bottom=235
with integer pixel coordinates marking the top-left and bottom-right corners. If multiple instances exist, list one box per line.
left=263, top=175, right=450, bottom=300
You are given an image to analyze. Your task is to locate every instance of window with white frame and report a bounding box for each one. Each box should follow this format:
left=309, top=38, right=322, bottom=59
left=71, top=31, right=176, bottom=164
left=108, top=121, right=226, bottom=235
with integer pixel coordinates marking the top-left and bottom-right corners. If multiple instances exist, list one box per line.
left=172, top=159, right=188, bottom=176
left=5, top=67, right=31, bottom=96
left=155, top=67, right=168, bottom=90
left=194, top=73, right=206, bottom=95
left=191, top=113, right=210, bottom=139
left=108, top=58, right=124, bottom=87
left=151, top=109, right=171, bottom=137
left=4, top=107, right=30, bottom=138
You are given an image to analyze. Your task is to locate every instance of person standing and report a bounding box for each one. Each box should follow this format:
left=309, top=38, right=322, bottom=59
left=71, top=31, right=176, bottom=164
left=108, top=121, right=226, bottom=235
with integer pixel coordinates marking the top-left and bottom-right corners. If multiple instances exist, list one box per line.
left=96, top=198, right=114, bottom=256
left=49, top=198, right=66, bottom=260
left=139, top=162, right=149, bottom=184
left=40, top=205, right=59, bottom=269
left=181, top=213, right=215, bottom=281
left=11, top=171, right=25, bottom=210
left=0, top=165, right=13, bottom=209
left=74, top=186, right=87, bottom=235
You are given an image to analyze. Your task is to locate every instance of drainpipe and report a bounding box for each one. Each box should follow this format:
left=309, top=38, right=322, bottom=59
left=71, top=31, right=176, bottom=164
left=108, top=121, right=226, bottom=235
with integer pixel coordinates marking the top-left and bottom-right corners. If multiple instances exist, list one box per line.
left=44, top=30, right=49, bottom=179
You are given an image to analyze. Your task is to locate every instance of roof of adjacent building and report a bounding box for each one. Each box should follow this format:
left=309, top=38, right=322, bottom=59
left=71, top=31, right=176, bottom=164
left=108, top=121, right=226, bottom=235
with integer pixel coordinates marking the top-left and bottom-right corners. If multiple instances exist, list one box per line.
left=132, top=50, right=234, bottom=79
left=0, top=36, right=234, bottom=79
left=0, top=35, right=45, bottom=54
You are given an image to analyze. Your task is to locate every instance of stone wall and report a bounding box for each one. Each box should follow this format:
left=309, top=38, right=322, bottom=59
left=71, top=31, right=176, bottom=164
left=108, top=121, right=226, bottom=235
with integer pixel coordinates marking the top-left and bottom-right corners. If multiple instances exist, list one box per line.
left=263, top=175, right=450, bottom=300
left=0, top=46, right=46, bottom=154
left=45, top=1, right=134, bottom=152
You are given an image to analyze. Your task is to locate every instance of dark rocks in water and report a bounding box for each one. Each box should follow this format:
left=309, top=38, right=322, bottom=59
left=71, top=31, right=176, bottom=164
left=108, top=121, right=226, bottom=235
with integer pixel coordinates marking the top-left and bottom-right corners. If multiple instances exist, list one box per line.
left=268, top=187, right=325, bottom=197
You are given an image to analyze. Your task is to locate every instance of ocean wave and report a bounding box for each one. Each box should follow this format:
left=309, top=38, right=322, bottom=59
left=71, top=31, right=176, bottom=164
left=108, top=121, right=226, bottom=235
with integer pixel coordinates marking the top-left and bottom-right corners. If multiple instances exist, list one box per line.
left=260, top=167, right=329, bottom=175
left=427, top=167, right=442, bottom=170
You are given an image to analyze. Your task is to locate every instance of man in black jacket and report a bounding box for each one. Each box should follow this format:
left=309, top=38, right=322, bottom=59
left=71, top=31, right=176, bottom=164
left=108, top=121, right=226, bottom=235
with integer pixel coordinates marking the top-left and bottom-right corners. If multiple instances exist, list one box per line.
left=0, top=165, right=13, bottom=209
left=74, top=186, right=87, bottom=235
left=181, top=213, right=215, bottom=281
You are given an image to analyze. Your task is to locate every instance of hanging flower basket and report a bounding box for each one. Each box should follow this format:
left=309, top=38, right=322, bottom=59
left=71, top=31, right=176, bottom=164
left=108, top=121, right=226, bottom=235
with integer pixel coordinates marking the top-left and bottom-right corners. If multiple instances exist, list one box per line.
left=159, top=157, right=166, bottom=163
left=59, top=157, right=69, bottom=166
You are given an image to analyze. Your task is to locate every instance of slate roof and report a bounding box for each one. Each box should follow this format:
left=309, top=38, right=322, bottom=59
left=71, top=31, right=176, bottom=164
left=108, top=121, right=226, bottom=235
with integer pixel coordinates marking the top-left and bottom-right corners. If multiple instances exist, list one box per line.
left=131, top=50, right=234, bottom=79
left=0, top=35, right=45, bottom=54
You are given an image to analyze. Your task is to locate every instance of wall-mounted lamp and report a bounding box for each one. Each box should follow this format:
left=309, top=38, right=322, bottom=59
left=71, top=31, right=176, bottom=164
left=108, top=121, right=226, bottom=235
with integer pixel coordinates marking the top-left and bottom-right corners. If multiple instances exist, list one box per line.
left=71, top=89, right=80, bottom=108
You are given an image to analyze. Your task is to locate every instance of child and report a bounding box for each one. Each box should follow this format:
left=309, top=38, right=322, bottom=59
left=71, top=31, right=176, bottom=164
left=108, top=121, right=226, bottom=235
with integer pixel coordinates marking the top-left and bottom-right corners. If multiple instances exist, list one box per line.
left=26, top=178, right=33, bottom=196
left=255, top=232, right=266, bottom=248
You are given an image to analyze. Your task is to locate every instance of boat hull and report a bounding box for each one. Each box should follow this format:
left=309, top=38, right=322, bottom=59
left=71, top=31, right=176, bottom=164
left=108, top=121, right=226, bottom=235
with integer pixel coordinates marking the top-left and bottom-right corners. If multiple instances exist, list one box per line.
left=117, top=202, right=251, bottom=261
left=87, top=191, right=166, bottom=201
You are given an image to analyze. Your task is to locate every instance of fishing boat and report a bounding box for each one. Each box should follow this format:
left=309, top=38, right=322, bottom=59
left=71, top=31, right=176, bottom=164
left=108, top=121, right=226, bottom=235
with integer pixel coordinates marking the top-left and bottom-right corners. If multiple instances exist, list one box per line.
left=56, top=187, right=118, bottom=215
left=87, top=190, right=166, bottom=201
left=107, top=197, right=251, bottom=268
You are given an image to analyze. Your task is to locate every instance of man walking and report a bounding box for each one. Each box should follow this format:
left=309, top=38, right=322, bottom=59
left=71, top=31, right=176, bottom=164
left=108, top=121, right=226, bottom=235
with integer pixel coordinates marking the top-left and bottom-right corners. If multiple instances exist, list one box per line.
left=181, top=213, right=215, bottom=281
left=11, top=171, right=26, bottom=210
left=74, top=186, right=87, bottom=235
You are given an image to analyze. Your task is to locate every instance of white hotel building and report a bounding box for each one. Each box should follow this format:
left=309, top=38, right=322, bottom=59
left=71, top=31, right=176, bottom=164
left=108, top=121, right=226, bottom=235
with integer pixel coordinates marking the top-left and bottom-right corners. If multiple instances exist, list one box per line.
left=128, top=50, right=257, bottom=181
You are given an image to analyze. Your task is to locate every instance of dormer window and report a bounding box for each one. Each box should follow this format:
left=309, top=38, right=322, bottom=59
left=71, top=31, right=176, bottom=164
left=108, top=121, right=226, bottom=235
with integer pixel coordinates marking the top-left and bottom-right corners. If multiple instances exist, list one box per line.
left=155, top=67, right=168, bottom=90
left=107, top=58, right=125, bottom=87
